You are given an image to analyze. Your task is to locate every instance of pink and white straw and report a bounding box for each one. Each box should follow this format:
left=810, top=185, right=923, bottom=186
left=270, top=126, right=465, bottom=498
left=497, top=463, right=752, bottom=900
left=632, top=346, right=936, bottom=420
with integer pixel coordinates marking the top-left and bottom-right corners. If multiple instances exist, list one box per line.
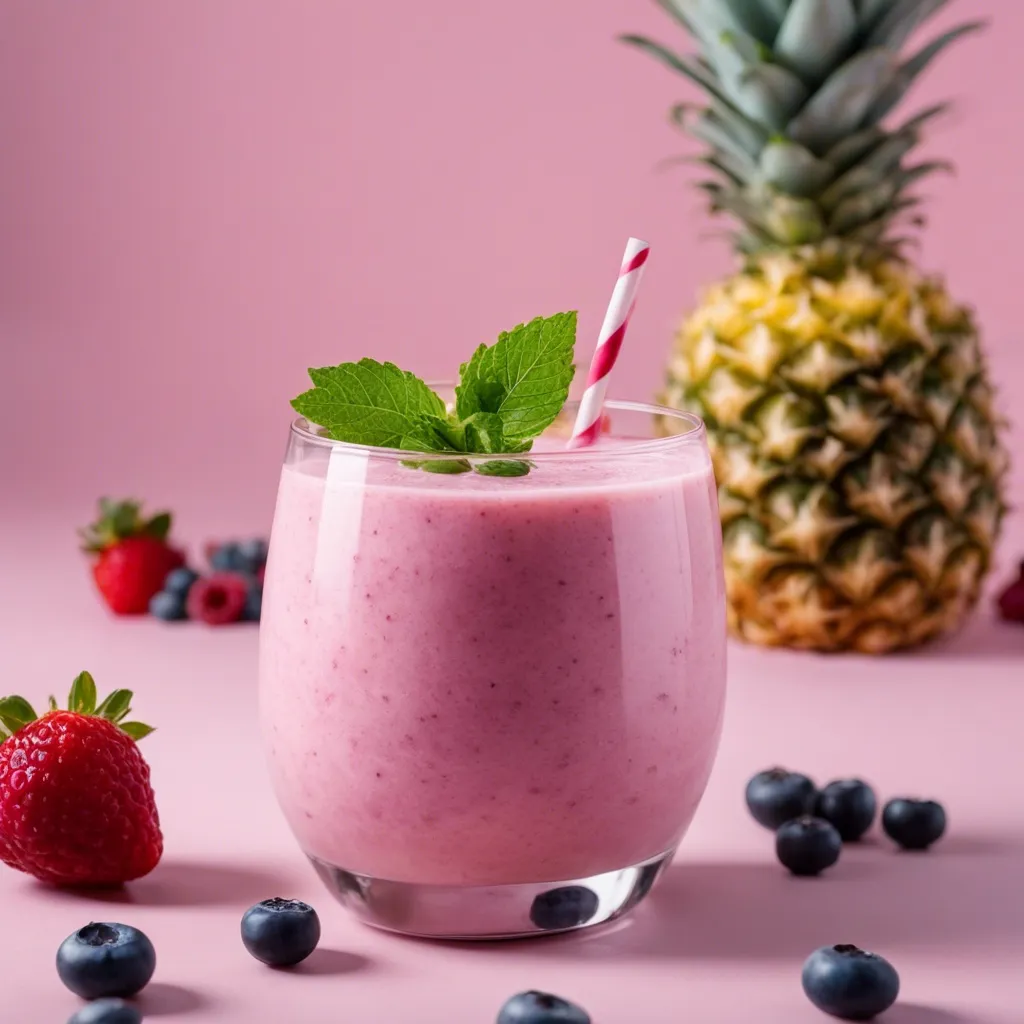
left=569, top=237, right=650, bottom=448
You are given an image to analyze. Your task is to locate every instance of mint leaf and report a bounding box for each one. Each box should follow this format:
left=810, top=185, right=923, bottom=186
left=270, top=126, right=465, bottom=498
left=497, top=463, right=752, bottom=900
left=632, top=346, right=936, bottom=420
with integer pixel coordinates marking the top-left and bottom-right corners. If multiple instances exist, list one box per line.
left=400, top=414, right=463, bottom=454
left=292, top=359, right=448, bottom=449
left=456, top=312, right=577, bottom=443
left=475, top=460, right=532, bottom=477
left=462, top=412, right=532, bottom=455
left=289, top=311, right=579, bottom=478
left=420, top=459, right=473, bottom=475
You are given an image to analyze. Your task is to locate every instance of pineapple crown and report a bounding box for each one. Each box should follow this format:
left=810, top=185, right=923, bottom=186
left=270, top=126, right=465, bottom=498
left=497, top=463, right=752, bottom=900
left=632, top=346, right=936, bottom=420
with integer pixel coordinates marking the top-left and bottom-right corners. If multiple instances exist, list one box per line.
left=79, top=497, right=172, bottom=553
left=0, top=671, right=154, bottom=742
left=622, top=0, right=984, bottom=254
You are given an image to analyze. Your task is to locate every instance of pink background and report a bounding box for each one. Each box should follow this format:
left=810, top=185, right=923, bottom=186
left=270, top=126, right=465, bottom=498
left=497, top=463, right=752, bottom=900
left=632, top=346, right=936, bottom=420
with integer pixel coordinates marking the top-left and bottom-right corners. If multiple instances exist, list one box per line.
left=1, top=3, right=1023, bottom=1022
left=2, top=0, right=1022, bottom=540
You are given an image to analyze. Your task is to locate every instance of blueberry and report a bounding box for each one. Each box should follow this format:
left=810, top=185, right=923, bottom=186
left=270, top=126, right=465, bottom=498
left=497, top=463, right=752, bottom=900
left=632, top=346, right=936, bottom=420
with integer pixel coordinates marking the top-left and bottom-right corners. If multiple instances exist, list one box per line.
left=67, top=998, right=142, bottom=1024
left=243, top=583, right=263, bottom=622
left=529, top=886, right=599, bottom=931
left=745, top=767, right=817, bottom=830
left=241, top=898, right=320, bottom=966
left=149, top=590, right=186, bottom=621
left=802, top=944, right=900, bottom=1020
left=497, top=990, right=591, bottom=1024
left=882, top=798, right=946, bottom=850
left=237, top=538, right=269, bottom=573
left=210, top=542, right=244, bottom=572
left=815, top=779, right=877, bottom=842
left=776, top=816, right=842, bottom=876
left=56, top=923, right=156, bottom=1000
left=163, top=566, right=199, bottom=597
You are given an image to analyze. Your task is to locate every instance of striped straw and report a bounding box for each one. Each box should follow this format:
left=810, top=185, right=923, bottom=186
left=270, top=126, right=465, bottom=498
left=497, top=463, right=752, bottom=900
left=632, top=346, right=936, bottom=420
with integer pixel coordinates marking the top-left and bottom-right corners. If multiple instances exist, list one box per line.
left=568, top=237, right=650, bottom=448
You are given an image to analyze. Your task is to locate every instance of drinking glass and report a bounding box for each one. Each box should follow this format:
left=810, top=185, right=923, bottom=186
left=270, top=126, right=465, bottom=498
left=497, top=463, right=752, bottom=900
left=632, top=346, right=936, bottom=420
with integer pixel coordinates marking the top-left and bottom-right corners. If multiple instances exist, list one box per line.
left=259, top=395, right=726, bottom=939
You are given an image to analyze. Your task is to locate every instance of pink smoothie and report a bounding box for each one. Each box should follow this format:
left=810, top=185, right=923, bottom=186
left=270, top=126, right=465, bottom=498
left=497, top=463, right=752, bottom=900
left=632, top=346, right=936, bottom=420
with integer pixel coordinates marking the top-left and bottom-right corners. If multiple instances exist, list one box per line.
left=259, top=432, right=726, bottom=886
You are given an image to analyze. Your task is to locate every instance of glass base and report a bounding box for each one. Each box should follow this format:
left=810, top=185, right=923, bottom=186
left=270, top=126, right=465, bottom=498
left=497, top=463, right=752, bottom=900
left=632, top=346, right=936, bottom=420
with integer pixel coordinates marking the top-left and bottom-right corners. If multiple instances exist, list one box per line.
left=307, top=847, right=675, bottom=940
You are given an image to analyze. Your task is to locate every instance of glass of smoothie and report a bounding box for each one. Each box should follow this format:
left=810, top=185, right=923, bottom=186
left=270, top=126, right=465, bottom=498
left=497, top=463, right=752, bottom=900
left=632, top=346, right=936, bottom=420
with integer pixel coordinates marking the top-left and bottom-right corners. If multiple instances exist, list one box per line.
left=259, top=395, right=727, bottom=939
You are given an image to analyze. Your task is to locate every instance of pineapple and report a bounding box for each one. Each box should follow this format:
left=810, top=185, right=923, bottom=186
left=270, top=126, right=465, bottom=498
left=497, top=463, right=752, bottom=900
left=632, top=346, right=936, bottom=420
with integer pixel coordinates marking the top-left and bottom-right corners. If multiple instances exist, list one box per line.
left=624, top=1, right=1008, bottom=653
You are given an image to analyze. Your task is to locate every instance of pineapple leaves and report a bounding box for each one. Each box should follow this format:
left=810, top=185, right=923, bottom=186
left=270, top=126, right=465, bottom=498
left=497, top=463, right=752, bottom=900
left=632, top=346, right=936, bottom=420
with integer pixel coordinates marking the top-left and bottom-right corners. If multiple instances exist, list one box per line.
left=864, top=22, right=986, bottom=124
left=865, top=0, right=951, bottom=51
left=751, top=0, right=789, bottom=29
left=775, top=0, right=858, bottom=83
left=829, top=180, right=899, bottom=233
left=620, top=35, right=734, bottom=108
left=715, top=0, right=782, bottom=44
left=758, top=141, right=835, bottom=197
left=686, top=111, right=761, bottom=175
left=899, top=101, right=951, bottom=134
left=787, top=49, right=897, bottom=154
left=824, top=126, right=887, bottom=174
left=732, top=64, right=808, bottom=131
left=898, top=160, right=955, bottom=192
left=652, top=0, right=697, bottom=35
left=628, top=0, right=976, bottom=252
left=854, top=0, right=899, bottom=33
left=708, top=102, right=770, bottom=155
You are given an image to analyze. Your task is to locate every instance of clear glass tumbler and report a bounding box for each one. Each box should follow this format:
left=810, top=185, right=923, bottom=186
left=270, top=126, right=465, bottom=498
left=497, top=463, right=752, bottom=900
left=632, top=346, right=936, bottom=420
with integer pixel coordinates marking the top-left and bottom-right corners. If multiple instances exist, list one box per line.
left=259, top=396, right=727, bottom=939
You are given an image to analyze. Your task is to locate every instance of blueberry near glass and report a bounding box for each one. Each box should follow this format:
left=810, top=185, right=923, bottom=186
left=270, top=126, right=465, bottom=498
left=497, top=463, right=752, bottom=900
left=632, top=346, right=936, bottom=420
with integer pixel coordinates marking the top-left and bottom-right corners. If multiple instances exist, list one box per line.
left=745, top=768, right=818, bottom=830
left=56, top=923, right=156, bottom=1000
left=259, top=380, right=727, bottom=938
left=241, top=898, right=321, bottom=967
left=497, top=990, right=592, bottom=1024
left=802, top=945, right=900, bottom=1020
left=67, top=999, right=142, bottom=1024
left=815, top=779, right=877, bottom=842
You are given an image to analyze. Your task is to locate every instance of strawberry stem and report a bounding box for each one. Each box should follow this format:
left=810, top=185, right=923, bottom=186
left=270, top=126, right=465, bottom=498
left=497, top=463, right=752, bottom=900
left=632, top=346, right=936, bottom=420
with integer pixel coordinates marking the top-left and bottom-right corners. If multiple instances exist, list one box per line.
left=69, top=671, right=97, bottom=715
left=0, top=673, right=154, bottom=743
left=79, top=498, right=174, bottom=554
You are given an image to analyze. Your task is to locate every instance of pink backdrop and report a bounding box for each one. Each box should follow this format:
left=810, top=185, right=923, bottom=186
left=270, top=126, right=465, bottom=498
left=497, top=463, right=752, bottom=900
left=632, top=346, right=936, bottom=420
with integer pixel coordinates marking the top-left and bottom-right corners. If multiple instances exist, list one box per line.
left=2, top=0, right=1022, bottom=544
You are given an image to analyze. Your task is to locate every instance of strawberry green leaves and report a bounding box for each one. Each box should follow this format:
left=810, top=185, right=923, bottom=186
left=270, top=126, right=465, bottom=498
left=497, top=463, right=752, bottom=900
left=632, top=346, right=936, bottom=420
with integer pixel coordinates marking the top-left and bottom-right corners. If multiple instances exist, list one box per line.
left=69, top=670, right=98, bottom=715
left=79, top=499, right=173, bottom=553
left=0, top=697, right=38, bottom=739
left=0, top=673, right=153, bottom=744
left=291, top=312, right=578, bottom=477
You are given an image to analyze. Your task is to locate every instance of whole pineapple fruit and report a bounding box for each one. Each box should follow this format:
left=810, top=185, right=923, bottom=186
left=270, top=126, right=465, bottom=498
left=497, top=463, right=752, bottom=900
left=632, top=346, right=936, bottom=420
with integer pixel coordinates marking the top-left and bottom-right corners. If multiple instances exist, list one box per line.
left=624, top=0, right=1008, bottom=653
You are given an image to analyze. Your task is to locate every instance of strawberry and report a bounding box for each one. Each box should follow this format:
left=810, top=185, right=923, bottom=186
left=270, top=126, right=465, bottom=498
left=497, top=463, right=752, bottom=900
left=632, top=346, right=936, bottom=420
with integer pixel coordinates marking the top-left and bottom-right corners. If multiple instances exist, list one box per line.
left=80, top=498, right=185, bottom=614
left=0, top=672, right=162, bottom=886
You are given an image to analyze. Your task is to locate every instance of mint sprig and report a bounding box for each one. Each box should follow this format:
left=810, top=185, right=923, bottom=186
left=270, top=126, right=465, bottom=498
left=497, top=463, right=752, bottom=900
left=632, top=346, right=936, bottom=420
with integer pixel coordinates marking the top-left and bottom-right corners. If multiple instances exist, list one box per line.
left=291, top=312, right=577, bottom=477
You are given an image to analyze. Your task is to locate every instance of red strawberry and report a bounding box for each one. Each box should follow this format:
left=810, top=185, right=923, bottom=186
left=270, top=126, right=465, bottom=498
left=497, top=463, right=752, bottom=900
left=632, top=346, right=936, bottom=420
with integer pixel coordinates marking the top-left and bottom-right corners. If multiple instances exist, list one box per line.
left=0, top=672, right=162, bottom=886
left=81, top=498, right=185, bottom=614
left=186, top=572, right=248, bottom=625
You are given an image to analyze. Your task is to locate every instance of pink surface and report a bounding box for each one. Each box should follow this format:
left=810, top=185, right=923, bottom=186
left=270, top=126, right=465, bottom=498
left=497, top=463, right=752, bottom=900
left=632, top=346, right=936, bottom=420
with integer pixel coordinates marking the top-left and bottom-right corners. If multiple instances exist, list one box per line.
left=0, top=511, right=1021, bottom=1022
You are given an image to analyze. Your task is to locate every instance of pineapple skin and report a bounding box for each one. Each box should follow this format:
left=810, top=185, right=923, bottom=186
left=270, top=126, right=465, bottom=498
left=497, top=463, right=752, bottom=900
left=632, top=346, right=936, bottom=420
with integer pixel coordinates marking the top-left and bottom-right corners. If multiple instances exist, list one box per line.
left=663, top=243, right=1008, bottom=654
